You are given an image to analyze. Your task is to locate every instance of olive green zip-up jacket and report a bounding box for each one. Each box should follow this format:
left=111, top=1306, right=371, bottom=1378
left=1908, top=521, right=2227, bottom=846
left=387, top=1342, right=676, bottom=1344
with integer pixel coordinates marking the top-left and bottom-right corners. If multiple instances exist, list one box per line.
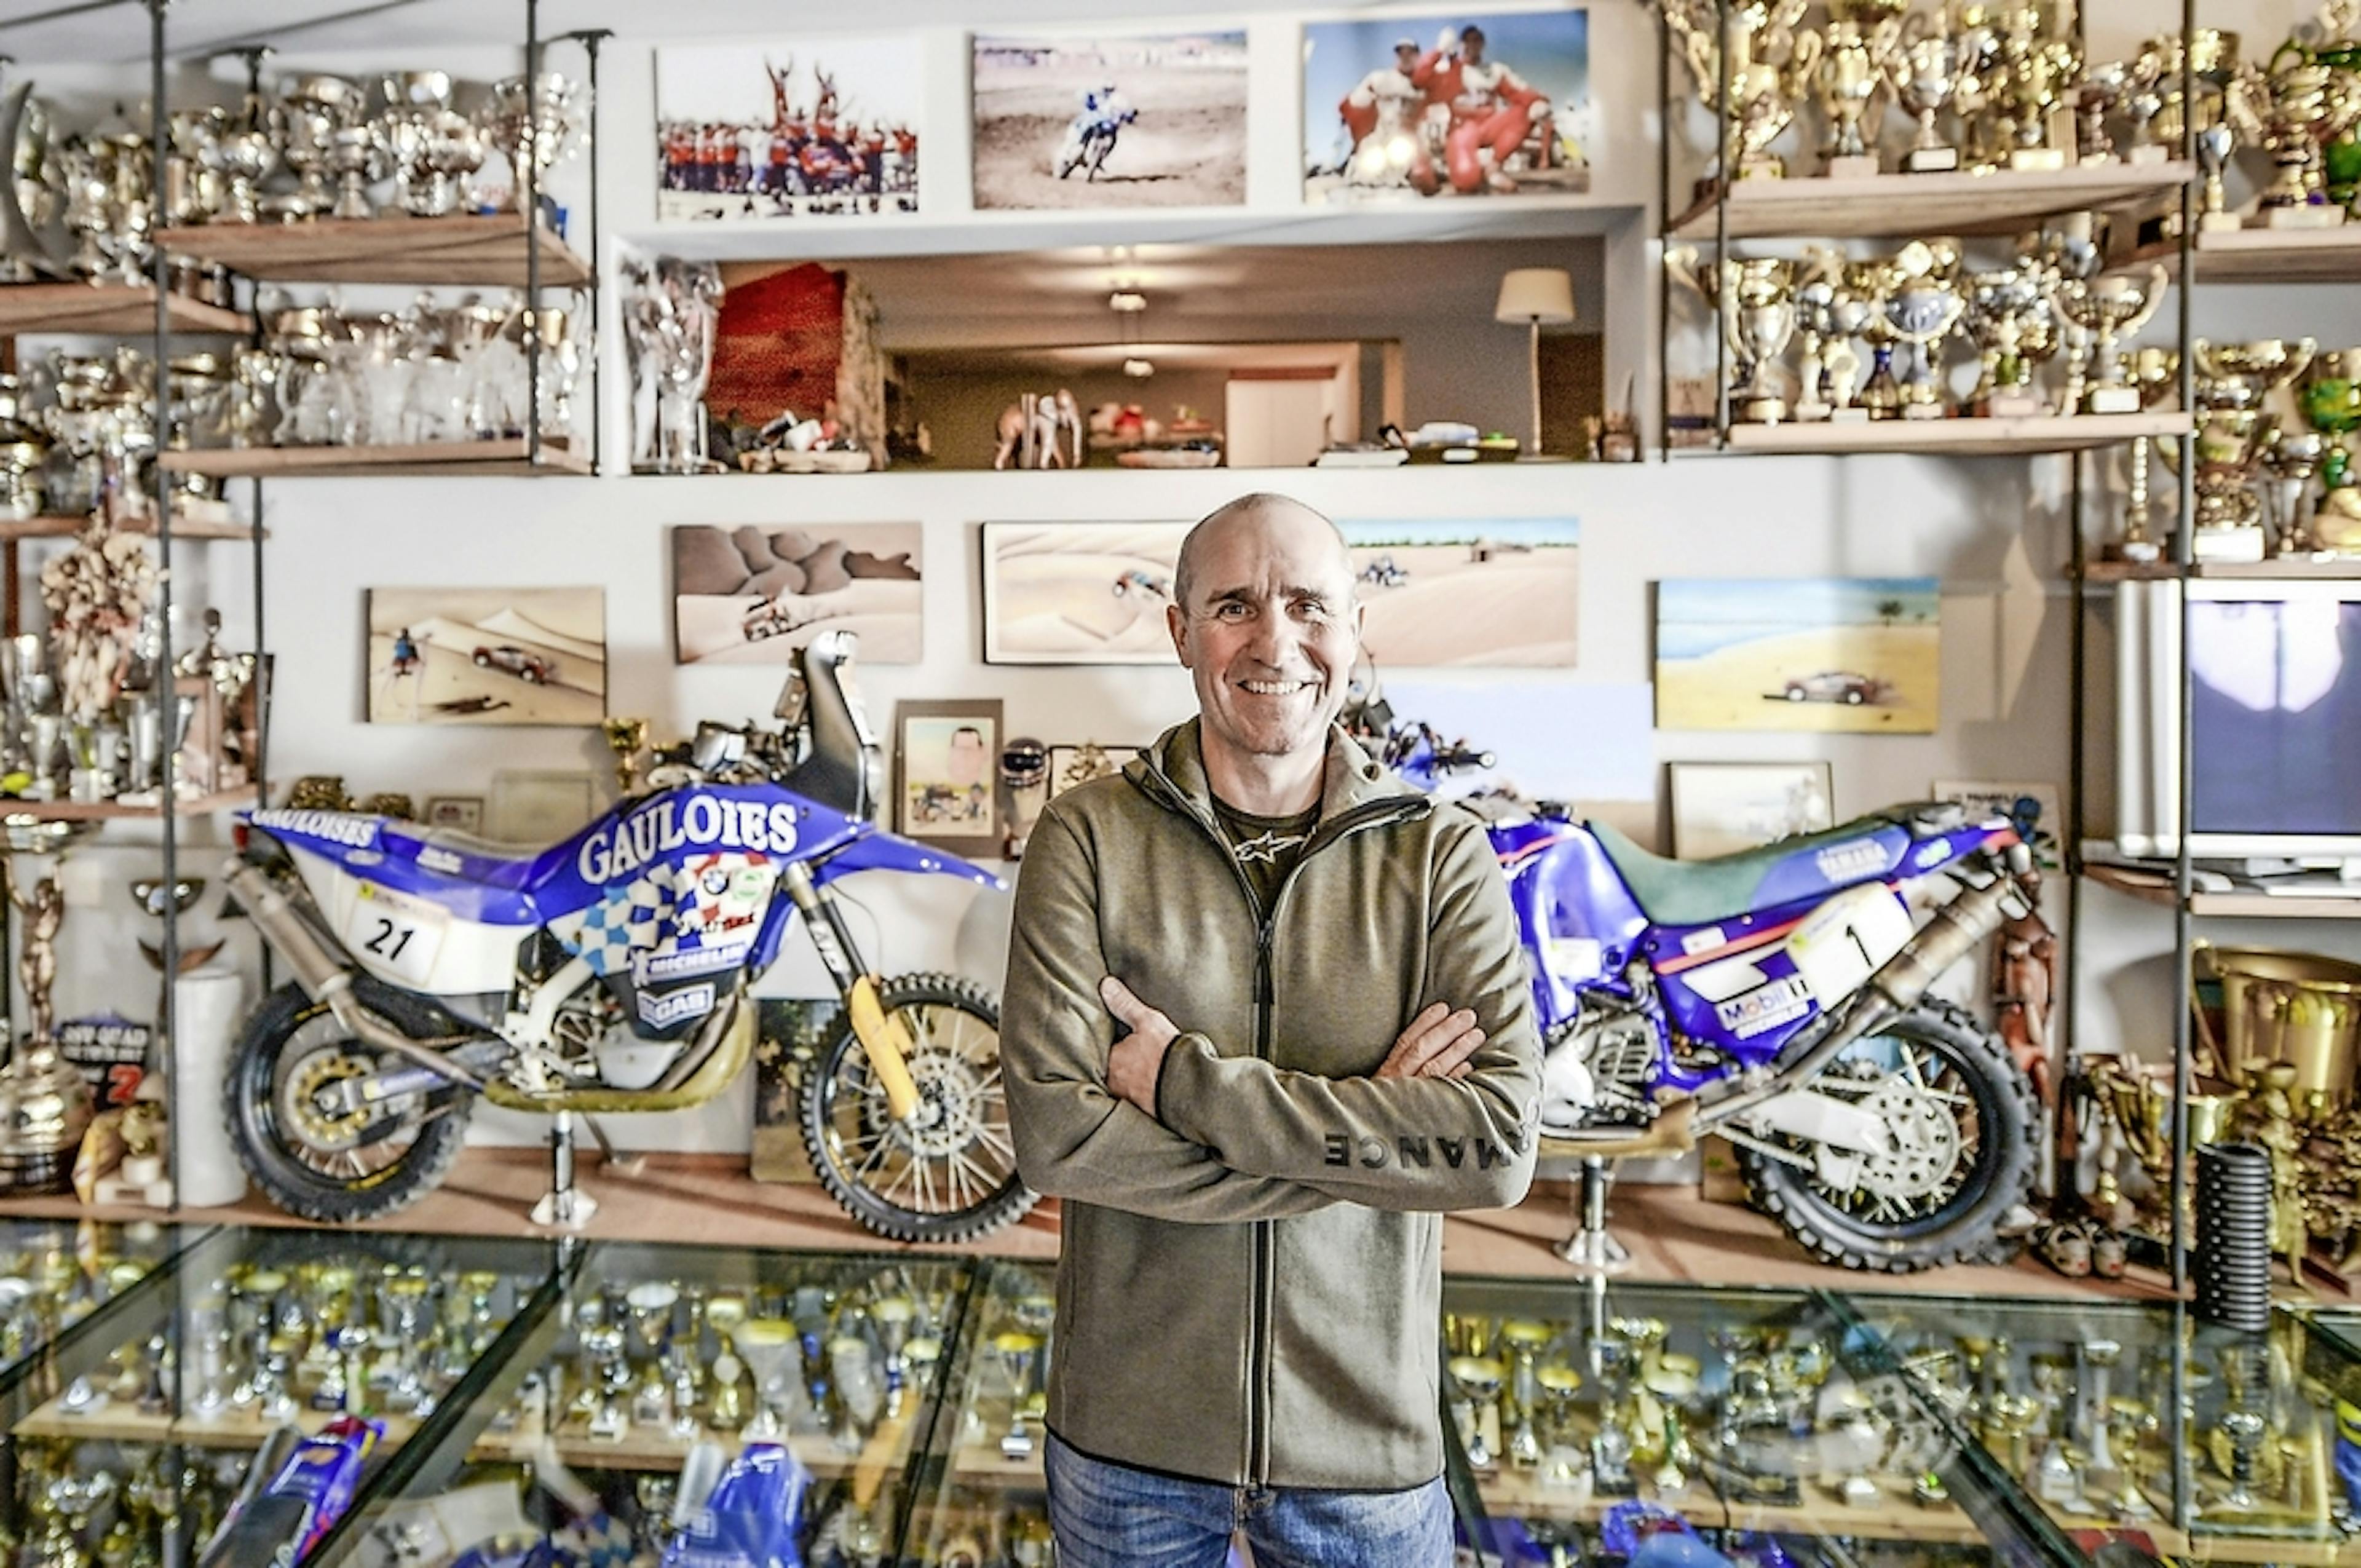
left=1002, top=718, right=1542, bottom=1491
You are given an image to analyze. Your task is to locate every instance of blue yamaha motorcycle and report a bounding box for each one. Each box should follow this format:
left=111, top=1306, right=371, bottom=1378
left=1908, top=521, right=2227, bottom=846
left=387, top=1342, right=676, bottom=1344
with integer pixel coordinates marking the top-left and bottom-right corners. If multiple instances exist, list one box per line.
left=223, top=632, right=1033, bottom=1243
left=1378, top=718, right=2040, bottom=1273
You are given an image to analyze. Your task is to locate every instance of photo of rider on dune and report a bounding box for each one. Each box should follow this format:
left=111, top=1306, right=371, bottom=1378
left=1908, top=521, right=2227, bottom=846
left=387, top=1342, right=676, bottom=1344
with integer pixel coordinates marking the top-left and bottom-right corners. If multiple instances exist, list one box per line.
left=972, top=30, right=1248, bottom=209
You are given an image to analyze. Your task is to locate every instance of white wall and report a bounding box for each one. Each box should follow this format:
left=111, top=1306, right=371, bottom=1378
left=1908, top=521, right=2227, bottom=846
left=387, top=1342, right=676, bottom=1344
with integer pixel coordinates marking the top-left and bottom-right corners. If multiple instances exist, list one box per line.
left=17, top=0, right=2361, bottom=1162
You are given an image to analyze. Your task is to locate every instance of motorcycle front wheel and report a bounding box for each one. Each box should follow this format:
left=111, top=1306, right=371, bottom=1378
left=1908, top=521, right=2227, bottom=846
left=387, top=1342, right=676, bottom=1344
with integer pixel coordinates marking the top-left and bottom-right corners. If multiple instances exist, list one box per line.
left=226, top=980, right=475, bottom=1224
left=1738, top=999, right=2036, bottom=1273
left=800, top=972, right=1038, bottom=1244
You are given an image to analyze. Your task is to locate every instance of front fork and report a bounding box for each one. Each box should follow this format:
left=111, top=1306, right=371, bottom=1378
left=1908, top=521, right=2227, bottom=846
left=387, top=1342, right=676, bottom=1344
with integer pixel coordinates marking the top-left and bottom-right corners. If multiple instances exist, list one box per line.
left=780, top=862, right=923, bottom=1123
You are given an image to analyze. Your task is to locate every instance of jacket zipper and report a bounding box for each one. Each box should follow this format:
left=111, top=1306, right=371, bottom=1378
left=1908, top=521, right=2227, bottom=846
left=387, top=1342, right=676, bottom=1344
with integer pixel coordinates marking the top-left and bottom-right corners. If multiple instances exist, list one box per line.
left=1136, top=762, right=1425, bottom=1486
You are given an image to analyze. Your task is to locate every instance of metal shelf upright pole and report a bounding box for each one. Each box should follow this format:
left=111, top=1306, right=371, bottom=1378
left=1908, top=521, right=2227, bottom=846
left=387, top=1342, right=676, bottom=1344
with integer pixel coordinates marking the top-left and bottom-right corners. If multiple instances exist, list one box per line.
left=146, top=0, right=180, bottom=1216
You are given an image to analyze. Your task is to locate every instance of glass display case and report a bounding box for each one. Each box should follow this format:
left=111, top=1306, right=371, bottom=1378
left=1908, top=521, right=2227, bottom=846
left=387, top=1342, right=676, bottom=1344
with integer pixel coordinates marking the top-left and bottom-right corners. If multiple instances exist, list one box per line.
left=1442, top=1275, right=2084, bottom=1568
left=0, top=1216, right=194, bottom=1385
left=1853, top=1292, right=2361, bottom=1562
left=11, top=1225, right=2360, bottom=1568
left=900, top=1259, right=1057, bottom=1567
left=0, top=1225, right=552, bottom=1567
left=311, top=1243, right=968, bottom=1568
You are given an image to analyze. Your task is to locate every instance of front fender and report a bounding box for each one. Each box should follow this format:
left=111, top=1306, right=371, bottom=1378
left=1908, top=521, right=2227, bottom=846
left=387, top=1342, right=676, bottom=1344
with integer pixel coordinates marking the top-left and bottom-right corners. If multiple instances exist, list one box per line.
left=812, top=830, right=1006, bottom=893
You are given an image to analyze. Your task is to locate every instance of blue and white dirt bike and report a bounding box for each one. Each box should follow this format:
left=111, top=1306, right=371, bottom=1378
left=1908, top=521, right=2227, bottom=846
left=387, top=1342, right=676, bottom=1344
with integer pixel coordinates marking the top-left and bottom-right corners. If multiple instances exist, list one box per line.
left=223, top=632, right=1035, bottom=1243
left=1379, top=718, right=2041, bottom=1272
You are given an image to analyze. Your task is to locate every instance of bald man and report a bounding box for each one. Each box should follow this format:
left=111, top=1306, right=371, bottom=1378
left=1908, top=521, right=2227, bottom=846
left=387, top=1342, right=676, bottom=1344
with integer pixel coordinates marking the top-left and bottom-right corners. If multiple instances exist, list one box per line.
left=1002, top=493, right=1541, bottom=1566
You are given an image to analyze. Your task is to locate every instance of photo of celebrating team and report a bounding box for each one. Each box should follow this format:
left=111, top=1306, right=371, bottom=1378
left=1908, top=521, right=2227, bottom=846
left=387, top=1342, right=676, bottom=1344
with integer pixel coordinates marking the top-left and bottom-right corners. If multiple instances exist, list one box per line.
left=655, top=38, right=923, bottom=220
left=1303, top=9, right=1593, bottom=203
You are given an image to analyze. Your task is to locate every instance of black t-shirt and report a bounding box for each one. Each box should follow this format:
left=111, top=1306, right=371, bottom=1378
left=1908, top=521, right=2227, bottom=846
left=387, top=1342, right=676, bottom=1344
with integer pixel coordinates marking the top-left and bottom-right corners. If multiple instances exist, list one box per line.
left=1209, top=795, right=1321, bottom=914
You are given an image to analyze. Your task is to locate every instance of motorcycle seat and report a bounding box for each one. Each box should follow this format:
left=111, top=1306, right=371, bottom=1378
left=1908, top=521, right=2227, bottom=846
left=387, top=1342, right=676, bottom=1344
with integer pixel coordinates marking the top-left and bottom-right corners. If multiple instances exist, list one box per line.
left=378, top=822, right=554, bottom=893
left=1591, top=812, right=1909, bottom=928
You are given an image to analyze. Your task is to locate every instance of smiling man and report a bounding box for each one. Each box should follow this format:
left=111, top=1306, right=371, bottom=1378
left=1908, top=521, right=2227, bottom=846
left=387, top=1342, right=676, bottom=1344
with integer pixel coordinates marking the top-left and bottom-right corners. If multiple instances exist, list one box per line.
left=1002, top=493, right=1542, bottom=1567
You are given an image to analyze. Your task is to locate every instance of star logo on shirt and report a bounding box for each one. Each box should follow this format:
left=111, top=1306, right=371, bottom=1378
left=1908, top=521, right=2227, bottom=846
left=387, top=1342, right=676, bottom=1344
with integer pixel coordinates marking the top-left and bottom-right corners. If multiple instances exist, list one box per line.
left=1230, top=830, right=1308, bottom=865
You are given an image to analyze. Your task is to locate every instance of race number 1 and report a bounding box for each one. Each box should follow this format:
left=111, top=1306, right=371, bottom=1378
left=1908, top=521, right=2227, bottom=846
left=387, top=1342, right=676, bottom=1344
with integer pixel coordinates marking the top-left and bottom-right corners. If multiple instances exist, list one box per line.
left=344, top=881, right=449, bottom=988
left=1786, top=884, right=1913, bottom=1007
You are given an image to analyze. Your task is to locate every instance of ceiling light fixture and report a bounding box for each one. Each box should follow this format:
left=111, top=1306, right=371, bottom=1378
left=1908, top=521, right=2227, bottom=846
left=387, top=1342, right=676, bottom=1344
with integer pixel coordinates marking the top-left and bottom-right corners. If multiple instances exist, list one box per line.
left=1109, top=291, right=1148, bottom=313
left=1124, top=358, right=1155, bottom=378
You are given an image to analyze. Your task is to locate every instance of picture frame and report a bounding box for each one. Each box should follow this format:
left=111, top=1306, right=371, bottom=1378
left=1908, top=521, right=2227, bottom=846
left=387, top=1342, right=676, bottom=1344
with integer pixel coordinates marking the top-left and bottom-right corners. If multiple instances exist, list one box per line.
left=981, top=520, right=1189, bottom=665
left=973, top=30, right=1249, bottom=210
left=895, top=699, right=1003, bottom=856
left=655, top=39, right=923, bottom=220
left=1668, top=761, right=1835, bottom=860
left=671, top=521, right=923, bottom=666
left=424, top=795, right=485, bottom=834
left=365, top=587, right=607, bottom=727
left=1046, top=742, right=1142, bottom=800
left=486, top=769, right=599, bottom=844
left=1655, top=577, right=1940, bottom=734
left=1934, top=779, right=2064, bottom=870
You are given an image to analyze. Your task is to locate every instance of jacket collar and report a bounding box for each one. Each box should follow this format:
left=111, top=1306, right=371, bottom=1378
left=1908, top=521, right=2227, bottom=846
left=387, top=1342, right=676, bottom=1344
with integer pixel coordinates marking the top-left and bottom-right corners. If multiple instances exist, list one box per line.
left=1129, top=717, right=1426, bottom=833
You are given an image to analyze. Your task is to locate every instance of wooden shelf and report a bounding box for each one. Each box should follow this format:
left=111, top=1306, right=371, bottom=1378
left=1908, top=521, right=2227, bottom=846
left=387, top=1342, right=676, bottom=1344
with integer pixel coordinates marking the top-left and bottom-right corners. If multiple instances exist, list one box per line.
left=1669, top=163, right=2194, bottom=241
left=160, top=438, right=589, bottom=478
left=2081, top=557, right=2361, bottom=582
left=1706, top=411, right=2186, bottom=458
left=2084, top=862, right=2361, bottom=919
left=0, top=786, right=258, bottom=823
left=155, top=214, right=590, bottom=288
left=0, top=283, right=248, bottom=337
left=0, top=513, right=260, bottom=542
left=2115, top=224, right=2361, bottom=285
left=472, top=1407, right=916, bottom=1479
left=14, top=1391, right=421, bottom=1452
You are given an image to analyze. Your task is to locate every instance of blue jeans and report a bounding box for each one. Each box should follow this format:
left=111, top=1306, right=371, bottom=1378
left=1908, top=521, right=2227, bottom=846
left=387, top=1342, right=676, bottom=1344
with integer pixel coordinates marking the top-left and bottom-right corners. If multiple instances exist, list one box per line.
left=1045, top=1431, right=1453, bottom=1568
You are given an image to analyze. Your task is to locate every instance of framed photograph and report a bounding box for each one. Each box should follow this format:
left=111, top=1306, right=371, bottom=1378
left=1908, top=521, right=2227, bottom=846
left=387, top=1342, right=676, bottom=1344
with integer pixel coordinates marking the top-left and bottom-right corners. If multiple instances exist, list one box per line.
left=655, top=39, right=922, bottom=220
left=1935, top=779, right=2064, bottom=870
left=673, top=522, right=922, bottom=665
left=424, top=795, right=485, bottom=834
left=1046, top=743, right=1142, bottom=800
left=365, top=587, right=606, bottom=727
left=973, top=30, right=1248, bottom=209
left=487, top=769, right=599, bottom=844
left=1655, top=578, right=1940, bottom=734
left=1342, top=518, right=1578, bottom=667
left=1669, top=762, right=1835, bottom=859
left=1302, top=9, right=1593, bottom=206
left=896, top=700, right=1003, bottom=855
left=981, top=520, right=1188, bottom=665
left=751, top=997, right=844, bottom=1183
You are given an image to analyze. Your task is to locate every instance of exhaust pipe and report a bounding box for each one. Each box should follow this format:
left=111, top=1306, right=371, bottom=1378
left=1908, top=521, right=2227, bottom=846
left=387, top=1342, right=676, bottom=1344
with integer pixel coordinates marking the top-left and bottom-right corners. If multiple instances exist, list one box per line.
left=1701, top=873, right=2022, bottom=1129
left=222, top=860, right=489, bottom=1093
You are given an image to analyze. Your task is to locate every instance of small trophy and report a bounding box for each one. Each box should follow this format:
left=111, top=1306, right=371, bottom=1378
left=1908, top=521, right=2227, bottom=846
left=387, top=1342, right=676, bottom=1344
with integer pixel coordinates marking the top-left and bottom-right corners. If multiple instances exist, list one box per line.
left=2049, top=266, right=2167, bottom=413
left=602, top=715, right=651, bottom=798
left=1893, top=22, right=1966, bottom=172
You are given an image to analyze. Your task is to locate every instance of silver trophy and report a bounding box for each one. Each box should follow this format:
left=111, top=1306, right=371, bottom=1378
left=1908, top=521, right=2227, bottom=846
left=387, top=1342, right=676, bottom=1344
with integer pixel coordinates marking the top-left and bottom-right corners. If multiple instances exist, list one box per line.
left=483, top=73, right=586, bottom=213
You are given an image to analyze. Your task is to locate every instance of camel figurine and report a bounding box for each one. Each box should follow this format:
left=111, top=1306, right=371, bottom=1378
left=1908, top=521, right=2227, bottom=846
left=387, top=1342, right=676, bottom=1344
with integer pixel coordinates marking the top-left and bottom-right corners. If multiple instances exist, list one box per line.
left=993, top=389, right=1083, bottom=470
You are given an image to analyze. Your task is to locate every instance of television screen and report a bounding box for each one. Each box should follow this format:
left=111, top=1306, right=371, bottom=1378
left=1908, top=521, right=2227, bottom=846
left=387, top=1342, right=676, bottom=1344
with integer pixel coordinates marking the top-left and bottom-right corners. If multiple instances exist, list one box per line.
left=2190, top=594, right=2361, bottom=840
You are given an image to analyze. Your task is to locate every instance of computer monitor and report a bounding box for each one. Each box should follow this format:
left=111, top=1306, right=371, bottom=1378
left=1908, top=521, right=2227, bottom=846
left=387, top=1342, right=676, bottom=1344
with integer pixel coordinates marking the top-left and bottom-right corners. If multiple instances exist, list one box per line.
left=2116, top=578, right=2361, bottom=858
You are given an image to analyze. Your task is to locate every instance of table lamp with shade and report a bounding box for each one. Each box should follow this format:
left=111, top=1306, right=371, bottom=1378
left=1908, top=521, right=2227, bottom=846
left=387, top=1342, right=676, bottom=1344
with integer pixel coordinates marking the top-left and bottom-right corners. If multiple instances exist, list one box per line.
left=1495, top=267, right=1576, bottom=461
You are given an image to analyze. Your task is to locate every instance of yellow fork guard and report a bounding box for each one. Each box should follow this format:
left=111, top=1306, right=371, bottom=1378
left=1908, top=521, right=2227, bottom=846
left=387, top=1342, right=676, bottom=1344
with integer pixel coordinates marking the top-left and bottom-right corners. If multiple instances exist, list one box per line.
left=848, top=974, right=922, bottom=1122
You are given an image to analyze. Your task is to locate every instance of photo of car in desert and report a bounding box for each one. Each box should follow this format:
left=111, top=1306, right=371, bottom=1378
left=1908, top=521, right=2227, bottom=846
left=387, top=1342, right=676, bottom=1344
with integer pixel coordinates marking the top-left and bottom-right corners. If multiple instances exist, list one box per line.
left=366, top=587, right=606, bottom=726
left=1655, top=577, right=1939, bottom=733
